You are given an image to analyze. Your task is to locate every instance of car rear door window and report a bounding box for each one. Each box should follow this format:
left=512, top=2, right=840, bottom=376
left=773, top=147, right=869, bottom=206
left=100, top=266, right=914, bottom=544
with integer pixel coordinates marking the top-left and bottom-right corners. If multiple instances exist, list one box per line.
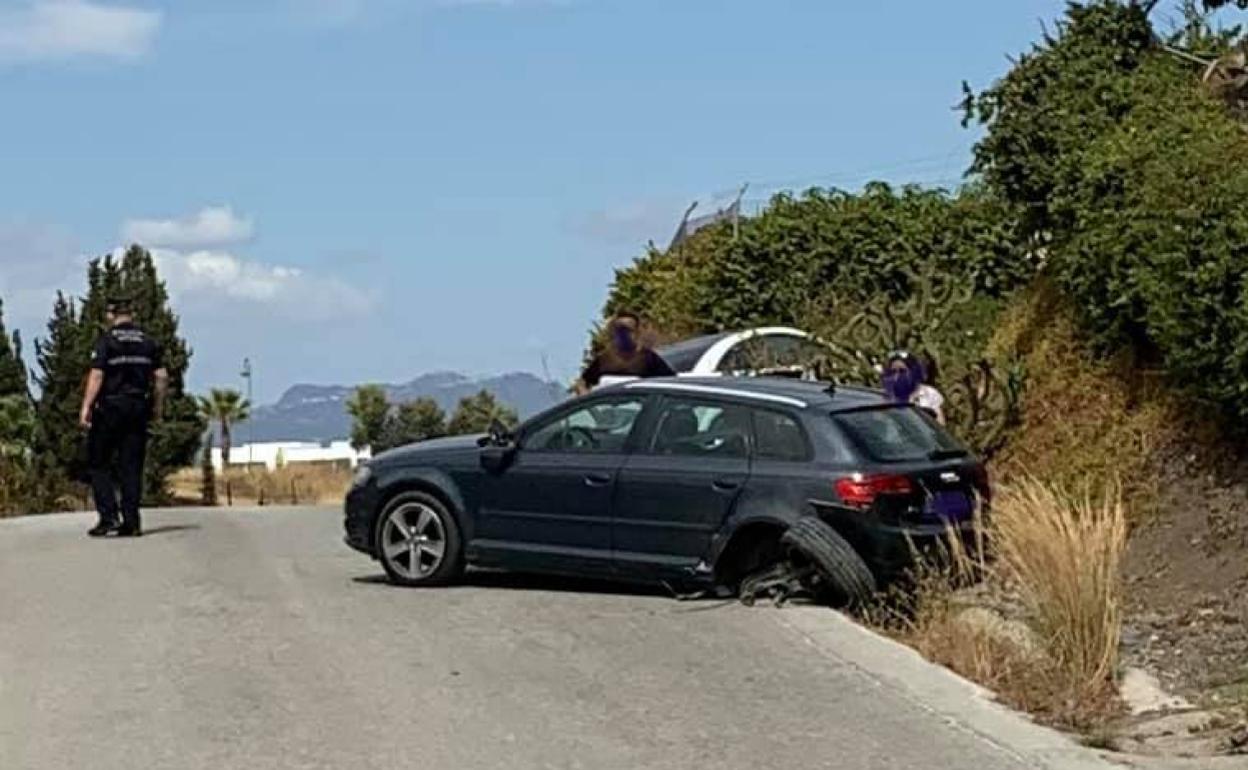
left=646, top=398, right=751, bottom=459
left=524, top=398, right=645, bottom=454
left=832, top=406, right=966, bottom=463
left=718, top=334, right=830, bottom=377
left=752, top=409, right=811, bottom=462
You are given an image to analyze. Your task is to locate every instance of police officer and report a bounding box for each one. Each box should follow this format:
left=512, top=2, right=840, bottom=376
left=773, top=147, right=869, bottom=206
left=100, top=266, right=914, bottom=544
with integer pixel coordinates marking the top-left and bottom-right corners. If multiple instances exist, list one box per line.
left=78, top=297, right=168, bottom=538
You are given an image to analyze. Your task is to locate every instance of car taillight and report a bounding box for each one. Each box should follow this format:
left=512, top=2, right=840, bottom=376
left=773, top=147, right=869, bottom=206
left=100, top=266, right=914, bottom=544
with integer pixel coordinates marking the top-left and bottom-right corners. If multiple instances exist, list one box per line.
left=835, top=473, right=914, bottom=508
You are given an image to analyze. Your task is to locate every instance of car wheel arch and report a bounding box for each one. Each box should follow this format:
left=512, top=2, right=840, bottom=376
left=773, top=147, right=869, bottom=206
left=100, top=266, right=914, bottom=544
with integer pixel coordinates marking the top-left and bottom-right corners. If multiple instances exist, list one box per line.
left=375, top=472, right=465, bottom=531
left=711, top=516, right=792, bottom=587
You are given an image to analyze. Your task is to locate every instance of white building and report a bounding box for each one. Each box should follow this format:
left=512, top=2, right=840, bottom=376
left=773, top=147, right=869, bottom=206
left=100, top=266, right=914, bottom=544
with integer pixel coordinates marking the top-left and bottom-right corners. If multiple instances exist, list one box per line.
left=211, top=440, right=370, bottom=472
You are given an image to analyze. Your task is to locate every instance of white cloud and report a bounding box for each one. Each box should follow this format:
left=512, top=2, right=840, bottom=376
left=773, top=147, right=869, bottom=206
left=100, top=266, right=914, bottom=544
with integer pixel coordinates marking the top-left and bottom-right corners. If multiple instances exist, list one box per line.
left=0, top=220, right=86, bottom=343
left=121, top=206, right=255, bottom=249
left=151, top=248, right=374, bottom=321
left=0, top=0, right=161, bottom=63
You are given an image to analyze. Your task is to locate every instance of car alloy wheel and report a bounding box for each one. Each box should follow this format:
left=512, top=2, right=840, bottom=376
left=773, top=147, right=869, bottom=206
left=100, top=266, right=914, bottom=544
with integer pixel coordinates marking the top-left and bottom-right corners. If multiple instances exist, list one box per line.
left=379, top=501, right=448, bottom=581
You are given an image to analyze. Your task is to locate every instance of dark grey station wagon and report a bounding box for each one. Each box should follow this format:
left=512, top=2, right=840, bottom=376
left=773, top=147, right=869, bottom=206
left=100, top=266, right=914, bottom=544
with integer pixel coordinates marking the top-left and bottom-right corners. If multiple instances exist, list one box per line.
left=344, top=377, right=989, bottom=603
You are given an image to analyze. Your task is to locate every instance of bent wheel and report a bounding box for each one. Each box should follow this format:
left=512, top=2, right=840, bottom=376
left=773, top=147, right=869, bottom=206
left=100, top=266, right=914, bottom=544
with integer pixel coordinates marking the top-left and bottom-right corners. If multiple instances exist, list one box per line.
left=781, top=517, right=877, bottom=607
left=375, top=491, right=464, bottom=587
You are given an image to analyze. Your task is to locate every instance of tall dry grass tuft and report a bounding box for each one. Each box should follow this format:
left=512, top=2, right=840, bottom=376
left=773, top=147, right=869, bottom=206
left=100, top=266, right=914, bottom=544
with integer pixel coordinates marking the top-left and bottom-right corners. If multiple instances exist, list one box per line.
left=873, top=477, right=1128, bottom=728
left=993, top=477, right=1128, bottom=702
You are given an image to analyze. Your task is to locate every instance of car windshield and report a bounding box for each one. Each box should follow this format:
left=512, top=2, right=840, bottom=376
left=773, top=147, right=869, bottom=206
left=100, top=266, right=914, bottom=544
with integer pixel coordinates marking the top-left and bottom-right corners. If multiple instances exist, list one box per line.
left=832, top=406, right=967, bottom=463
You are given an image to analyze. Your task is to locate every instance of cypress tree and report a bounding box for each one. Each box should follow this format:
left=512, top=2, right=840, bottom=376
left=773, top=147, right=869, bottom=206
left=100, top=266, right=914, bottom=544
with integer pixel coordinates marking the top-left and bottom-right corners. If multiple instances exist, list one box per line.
left=0, top=298, right=28, bottom=399
left=33, top=292, right=91, bottom=484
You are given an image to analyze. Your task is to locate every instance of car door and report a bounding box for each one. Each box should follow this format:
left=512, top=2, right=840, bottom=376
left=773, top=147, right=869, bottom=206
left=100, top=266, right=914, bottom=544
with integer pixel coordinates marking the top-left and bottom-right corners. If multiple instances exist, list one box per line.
left=474, top=395, right=648, bottom=574
left=611, top=395, right=752, bottom=578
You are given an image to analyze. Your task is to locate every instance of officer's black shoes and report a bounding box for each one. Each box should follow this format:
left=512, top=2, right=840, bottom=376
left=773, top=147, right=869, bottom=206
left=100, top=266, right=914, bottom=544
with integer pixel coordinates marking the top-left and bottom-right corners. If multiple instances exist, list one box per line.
left=87, top=520, right=141, bottom=537
left=88, top=520, right=120, bottom=537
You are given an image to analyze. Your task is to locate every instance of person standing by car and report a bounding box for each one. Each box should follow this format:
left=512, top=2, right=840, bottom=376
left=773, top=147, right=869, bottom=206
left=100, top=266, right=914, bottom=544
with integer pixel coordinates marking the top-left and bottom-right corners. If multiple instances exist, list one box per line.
left=78, top=297, right=168, bottom=538
left=575, top=311, right=675, bottom=395
left=881, top=350, right=946, bottom=425
left=881, top=350, right=921, bottom=404
left=913, top=351, right=947, bottom=425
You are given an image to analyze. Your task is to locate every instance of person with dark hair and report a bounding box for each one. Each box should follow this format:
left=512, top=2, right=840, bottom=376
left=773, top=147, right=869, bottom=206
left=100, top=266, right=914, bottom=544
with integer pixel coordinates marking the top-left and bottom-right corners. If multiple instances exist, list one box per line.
left=881, top=350, right=922, bottom=404
left=880, top=349, right=945, bottom=424
left=78, top=296, right=168, bottom=537
left=914, top=351, right=946, bottom=425
left=575, top=311, right=675, bottom=395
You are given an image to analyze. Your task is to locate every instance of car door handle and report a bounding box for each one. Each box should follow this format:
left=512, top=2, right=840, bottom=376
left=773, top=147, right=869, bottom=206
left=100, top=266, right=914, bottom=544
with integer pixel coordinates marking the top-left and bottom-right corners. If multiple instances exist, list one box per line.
left=712, top=478, right=741, bottom=492
left=584, top=472, right=612, bottom=487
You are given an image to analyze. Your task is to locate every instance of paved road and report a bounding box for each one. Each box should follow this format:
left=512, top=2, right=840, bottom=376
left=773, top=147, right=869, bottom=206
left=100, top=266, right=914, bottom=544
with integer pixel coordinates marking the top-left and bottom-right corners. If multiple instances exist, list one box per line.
left=0, top=507, right=1123, bottom=770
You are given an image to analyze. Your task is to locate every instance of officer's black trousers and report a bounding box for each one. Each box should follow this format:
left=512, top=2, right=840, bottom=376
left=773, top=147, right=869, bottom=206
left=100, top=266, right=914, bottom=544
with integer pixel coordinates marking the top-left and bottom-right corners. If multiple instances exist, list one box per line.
left=88, top=397, right=149, bottom=529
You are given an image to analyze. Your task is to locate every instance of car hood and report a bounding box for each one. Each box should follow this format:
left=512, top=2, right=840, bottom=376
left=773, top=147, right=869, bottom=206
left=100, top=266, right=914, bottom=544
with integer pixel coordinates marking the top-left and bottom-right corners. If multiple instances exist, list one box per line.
left=372, top=434, right=484, bottom=464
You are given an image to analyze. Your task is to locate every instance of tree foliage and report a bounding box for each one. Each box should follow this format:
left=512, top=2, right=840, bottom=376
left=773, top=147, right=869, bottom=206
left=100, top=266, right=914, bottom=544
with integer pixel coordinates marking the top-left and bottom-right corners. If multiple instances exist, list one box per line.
left=604, top=183, right=1033, bottom=346
left=348, top=387, right=505, bottom=451
left=967, top=0, right=1248, bottom=420
left=197, top=388, right=251, bottom=467
left=347, top=384, right=389, bottom=451
left=0, top=299, right=28, bottom=400
left=377, top=398, right=447, bottom=452
left=0, top=296, right=38, bottom=512
left=448, top=390, right=518, bottom=436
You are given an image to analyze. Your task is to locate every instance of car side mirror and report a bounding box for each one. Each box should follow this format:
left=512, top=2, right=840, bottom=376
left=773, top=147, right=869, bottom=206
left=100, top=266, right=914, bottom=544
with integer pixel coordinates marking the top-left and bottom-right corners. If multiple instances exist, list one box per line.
left=487, top=418, right=511, bottom=446
left=481, top=419, right=517, bottom=473
left=480, top=441, right=516, bottom=474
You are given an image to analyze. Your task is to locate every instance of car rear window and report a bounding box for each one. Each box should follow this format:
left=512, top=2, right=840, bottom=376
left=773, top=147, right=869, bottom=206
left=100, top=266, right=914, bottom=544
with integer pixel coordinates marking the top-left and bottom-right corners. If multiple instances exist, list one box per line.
left=831, top=406, right=966, bottom=463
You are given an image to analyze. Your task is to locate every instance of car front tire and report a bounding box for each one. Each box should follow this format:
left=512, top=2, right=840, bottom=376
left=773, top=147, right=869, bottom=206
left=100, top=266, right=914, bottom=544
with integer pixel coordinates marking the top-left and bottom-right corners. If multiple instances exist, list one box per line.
left=374, top=491, right=464, bottom=587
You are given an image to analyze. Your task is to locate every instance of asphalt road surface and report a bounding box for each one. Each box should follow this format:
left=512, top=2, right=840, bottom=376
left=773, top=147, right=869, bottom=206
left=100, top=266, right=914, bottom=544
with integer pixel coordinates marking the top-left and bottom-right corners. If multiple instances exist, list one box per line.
left=0, top=507, right=1129, bottom=770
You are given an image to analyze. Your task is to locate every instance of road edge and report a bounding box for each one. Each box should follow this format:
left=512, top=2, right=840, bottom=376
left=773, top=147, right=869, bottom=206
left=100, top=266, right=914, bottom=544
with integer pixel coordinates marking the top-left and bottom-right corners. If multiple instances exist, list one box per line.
left=773, top=606, right=1125, bottom=770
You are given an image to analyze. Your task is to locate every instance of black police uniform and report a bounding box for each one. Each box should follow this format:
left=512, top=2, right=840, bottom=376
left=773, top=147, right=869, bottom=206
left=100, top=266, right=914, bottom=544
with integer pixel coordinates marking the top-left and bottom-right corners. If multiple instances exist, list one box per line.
left=88, top=322, right=162, bottom=534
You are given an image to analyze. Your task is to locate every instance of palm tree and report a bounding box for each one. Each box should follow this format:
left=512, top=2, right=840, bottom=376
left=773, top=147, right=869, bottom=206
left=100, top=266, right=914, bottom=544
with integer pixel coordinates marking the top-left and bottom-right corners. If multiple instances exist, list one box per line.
left=197, top=388, right=251, bottom=469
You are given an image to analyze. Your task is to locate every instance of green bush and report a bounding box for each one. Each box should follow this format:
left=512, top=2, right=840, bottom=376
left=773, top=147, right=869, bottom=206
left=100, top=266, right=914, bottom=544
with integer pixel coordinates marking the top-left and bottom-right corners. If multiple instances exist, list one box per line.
left=967, top=0, right=1248, bottom=421
left=603, top=182, right=1032, bottom=339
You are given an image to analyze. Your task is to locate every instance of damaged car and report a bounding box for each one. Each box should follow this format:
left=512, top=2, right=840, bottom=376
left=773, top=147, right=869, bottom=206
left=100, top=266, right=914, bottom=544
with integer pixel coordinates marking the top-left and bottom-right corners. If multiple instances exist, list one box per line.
left=343, top=376, right=988, bottom=605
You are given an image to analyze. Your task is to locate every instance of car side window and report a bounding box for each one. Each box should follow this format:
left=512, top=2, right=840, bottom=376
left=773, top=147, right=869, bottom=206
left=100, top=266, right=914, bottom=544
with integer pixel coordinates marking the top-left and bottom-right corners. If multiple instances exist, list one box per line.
left=646, top=398, right=750, bottom=459
left=752, top=409, right=811, bottom=462
left=523, top=398, right=645, bottom=454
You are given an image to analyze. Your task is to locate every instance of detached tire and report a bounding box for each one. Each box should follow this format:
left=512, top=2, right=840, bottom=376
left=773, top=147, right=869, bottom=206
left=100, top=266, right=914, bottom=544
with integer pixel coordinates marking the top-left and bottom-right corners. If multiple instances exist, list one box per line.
left=374, top=491, right=464, bottom=587
left=781, top=517, right=877, bottom=606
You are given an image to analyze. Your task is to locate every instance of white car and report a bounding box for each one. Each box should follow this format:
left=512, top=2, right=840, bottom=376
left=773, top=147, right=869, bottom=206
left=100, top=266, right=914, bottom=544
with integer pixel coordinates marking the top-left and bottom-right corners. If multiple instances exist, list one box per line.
left=596, top=326, right=831, bottom=389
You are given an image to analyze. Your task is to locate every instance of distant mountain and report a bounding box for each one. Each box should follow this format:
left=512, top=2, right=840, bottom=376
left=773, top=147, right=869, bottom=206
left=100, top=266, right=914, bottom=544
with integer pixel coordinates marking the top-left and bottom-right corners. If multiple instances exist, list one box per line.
left=238, top=371, right=567, bottom=443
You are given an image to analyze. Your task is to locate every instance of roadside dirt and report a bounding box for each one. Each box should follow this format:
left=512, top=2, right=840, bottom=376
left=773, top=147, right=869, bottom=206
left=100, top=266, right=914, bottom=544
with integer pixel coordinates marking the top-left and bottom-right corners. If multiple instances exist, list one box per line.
left=1112, top=438, right=1248, bottom=757
left=1121, top=441, right=1248, bottom=709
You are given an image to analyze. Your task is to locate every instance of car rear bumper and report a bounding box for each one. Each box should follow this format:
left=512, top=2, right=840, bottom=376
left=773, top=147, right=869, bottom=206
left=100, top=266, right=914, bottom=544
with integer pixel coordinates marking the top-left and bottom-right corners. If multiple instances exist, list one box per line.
left=813, top=502, right=984, bottom=581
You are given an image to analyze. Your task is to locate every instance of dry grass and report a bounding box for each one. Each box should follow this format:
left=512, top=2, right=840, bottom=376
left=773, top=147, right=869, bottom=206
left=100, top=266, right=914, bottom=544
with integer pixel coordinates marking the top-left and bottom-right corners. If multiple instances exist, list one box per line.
left=170, top=463, right=352, bottom=506
left=994, top=479, right=1127, bottom=703
left=877, top=477, right=1129, bottom=730
left=986, top=282, right=1180, bottom=520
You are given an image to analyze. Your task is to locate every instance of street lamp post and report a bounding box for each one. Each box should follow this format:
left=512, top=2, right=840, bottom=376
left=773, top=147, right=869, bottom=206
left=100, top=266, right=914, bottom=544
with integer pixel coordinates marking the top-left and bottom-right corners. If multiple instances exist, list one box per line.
left=240, top=358, right=253, bottom=472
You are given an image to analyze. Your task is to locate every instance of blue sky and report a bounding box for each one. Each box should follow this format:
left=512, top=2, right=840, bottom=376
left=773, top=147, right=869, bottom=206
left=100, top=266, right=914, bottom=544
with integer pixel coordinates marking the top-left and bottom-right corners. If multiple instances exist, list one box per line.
left=1, top=0, right=1086, bottom=402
